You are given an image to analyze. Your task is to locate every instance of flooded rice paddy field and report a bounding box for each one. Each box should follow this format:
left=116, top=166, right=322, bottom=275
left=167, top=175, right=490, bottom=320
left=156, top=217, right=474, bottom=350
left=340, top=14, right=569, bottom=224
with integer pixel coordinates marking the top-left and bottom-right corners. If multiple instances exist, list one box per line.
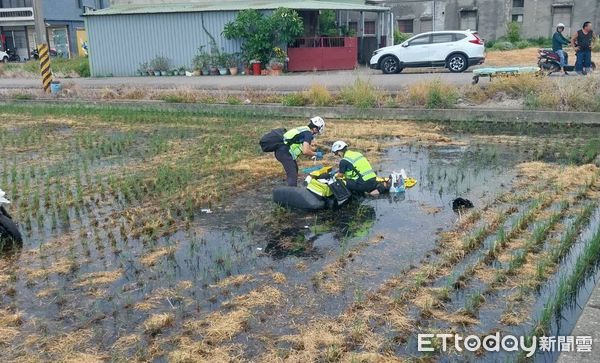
left=0, top=104, right=600, bottom=362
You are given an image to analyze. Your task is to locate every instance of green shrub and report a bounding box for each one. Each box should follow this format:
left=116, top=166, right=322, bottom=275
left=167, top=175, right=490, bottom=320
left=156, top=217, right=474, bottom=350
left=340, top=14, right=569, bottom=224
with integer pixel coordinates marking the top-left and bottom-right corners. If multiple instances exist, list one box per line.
left=394, top=31, right=411, bottom=45
left=10, top=93, right=33, bottom=100
left=506, top=21, right=522, bottom=43
left=528, top=37, right=552, bottom=48
left=593, top=42, right=600, bottom=53
left=490, top=41, right=515, bottom=51
left=281, top=93, right=308, bottom=106
left=515, top=40, right=532, bottom=49
left=407, top=80, right=458, bottom=109
left=51, top=57, right=91, bottom=77
left=485, top=40, right=497, bottom=49
left=226, top=96, right=243, bottom=105
left=425, top=83, right=458, bottom=109
left=340, top=79, right=381, bottom=108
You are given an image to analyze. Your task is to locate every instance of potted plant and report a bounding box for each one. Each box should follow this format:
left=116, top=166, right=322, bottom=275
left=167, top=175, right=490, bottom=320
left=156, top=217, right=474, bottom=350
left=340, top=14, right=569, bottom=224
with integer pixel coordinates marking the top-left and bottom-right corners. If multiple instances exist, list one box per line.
left=250, top=59, right=261, bottom=76
left=137, top=62, right=148, bottom=76
left=216, top=52, right=228, bottom=75
left=226, top=53, right=239, bottom=75
left=150, top=55, right=170, bottom=76
left=269, top=47, right=286, bottom=76
left=193, top=46, right=210, bottom=75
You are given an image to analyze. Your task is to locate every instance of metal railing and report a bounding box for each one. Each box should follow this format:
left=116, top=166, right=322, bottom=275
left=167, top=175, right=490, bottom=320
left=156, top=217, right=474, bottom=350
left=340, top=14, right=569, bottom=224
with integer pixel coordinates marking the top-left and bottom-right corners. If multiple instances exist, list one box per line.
left=0, top=7, right=34, bottom=22
left=289, top=37, right=350, bottom=48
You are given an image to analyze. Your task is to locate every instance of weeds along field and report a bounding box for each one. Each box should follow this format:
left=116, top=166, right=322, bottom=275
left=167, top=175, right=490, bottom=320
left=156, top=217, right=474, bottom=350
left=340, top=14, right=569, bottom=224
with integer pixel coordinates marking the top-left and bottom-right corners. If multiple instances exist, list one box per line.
left=0, top=104, right=600, bottom=362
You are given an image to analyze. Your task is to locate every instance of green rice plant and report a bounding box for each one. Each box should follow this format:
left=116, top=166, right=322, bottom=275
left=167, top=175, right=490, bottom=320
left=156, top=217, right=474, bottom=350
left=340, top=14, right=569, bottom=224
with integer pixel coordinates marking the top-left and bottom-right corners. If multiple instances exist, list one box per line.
left=464, top=291, right=485, bottom=317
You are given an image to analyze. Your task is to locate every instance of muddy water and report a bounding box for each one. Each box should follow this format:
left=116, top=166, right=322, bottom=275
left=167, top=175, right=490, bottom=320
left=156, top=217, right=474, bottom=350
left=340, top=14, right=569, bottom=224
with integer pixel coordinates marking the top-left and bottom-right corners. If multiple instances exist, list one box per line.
left=3, top=130, right=597, bottom=361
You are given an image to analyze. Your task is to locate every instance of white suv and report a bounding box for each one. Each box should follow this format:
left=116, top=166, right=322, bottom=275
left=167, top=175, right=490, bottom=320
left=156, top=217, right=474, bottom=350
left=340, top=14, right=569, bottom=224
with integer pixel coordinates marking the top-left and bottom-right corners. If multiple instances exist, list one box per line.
left=370, top=30, right=485, bottom=74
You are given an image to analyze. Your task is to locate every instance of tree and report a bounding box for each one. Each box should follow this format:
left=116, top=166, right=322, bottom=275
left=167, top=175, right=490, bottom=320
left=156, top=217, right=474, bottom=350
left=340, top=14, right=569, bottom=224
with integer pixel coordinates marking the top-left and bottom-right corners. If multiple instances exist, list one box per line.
left=223, top=8, right=304, bottom=65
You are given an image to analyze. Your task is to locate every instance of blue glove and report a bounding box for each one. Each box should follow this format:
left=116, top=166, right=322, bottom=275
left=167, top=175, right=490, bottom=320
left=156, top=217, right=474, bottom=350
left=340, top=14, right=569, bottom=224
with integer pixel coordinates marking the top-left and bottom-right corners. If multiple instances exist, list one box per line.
left=315, top=151, right=323, bottom=160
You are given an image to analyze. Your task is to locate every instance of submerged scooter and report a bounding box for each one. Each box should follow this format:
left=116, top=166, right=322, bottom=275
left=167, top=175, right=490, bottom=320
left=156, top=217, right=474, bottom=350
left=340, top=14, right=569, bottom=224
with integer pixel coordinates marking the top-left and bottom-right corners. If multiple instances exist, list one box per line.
left=273, top=166, right=416, bottom=210
left=0, top=188, right=22, bottom=249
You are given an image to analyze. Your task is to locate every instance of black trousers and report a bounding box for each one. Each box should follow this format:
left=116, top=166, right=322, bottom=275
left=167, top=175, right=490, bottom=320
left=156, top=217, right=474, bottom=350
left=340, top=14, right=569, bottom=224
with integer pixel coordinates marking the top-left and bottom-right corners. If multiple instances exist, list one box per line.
left=275, top=145, right=298, bottom=186
left=346, top=177, right=378, bottom=194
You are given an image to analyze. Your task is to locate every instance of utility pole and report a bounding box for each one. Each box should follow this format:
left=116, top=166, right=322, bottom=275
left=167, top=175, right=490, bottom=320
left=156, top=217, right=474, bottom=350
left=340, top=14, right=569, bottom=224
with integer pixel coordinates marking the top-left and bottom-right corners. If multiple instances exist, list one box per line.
left=32, top=0, right=53, bottom=92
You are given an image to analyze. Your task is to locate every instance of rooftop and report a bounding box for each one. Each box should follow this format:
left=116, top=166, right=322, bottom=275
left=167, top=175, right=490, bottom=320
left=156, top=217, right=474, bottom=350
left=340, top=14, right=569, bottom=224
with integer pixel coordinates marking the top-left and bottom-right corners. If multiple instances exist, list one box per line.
left=85, top=0, right=390, bottom=16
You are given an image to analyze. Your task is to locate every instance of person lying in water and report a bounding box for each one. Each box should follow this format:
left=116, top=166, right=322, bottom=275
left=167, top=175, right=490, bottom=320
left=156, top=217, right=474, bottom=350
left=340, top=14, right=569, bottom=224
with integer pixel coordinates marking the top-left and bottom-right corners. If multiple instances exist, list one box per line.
left=331, top=140, right=388, bottom=196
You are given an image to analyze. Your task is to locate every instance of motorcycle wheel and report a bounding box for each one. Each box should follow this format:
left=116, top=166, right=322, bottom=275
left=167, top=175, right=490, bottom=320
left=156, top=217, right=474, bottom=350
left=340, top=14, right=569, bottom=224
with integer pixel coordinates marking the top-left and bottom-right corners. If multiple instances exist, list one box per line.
left=0, top=214, right=22, bottom=248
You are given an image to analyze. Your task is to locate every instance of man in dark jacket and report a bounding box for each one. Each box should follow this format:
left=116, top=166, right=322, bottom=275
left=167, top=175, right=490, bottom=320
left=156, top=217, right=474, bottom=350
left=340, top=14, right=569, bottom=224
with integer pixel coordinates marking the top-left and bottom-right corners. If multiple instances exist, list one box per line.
left=572, top=21, right=595, bottom=75
left=553, top=23, right=571, bottom=75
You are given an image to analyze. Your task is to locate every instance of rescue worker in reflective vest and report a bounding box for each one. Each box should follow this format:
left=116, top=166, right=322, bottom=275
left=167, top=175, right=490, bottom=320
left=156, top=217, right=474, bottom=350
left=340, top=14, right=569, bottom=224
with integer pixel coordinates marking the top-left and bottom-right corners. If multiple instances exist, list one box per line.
left=275, top=116, right=325, bottom=186
left=332, top=140, right=386, bottom=196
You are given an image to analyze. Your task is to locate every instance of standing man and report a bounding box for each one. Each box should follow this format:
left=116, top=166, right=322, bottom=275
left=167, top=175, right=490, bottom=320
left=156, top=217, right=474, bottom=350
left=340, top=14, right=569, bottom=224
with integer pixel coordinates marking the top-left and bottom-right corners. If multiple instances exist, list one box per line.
left=553, top=23, right=571, bottom=75
left=572, top=21, right=594, bottom=75
left=275, top=116, right=325, bottom=186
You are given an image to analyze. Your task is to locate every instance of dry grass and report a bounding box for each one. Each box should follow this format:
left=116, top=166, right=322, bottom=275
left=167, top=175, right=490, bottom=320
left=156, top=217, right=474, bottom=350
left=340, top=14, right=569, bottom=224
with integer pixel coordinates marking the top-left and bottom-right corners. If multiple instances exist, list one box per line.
left=223, top=286, right=283, bottom=309
left=143, top=313, right=174, bottom=335
left=484, top=47, right=600, bottom=67
left=196, top=309, right=251, bottom=343
left=140, top=246, right=176, bottom=267
left=305, top=83, right=333, bottom=106
left=74, top=269, right=123, bottom=288
left=210, top=274, right=255, bottom=289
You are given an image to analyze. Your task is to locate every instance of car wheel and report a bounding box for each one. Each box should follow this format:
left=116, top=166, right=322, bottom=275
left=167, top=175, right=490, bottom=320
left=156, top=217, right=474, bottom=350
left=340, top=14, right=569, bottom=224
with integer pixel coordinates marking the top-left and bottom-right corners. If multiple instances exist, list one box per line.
left=380, top=56, right=400, bottom=74
left=447, top=54, right=467, bottom=73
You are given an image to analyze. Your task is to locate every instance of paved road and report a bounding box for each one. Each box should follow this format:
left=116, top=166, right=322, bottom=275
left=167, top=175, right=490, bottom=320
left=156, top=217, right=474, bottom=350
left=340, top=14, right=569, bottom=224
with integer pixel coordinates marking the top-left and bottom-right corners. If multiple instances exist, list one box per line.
left=0, top=68, right=479, bottom=91
left=557, top=282, right=600, bottom=363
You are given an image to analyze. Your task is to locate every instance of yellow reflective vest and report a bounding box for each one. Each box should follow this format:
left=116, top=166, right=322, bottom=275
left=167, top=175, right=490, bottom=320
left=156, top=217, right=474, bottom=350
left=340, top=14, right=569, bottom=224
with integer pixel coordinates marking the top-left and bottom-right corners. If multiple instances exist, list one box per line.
left=283, top=126, right=311, bottom=160
left=342, top=150, right=376, bottom=181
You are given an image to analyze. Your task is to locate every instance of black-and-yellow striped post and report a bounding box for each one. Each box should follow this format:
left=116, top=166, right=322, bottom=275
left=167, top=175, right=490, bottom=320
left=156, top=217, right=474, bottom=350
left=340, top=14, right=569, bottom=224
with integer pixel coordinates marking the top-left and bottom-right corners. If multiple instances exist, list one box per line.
left=38, top=44, right=52, bottom=92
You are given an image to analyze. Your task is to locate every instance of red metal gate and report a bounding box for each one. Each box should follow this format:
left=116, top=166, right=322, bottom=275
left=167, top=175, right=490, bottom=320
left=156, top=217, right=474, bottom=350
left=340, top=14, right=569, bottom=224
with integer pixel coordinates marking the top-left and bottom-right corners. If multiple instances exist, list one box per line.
left=287, top=37, right=357, bottom=72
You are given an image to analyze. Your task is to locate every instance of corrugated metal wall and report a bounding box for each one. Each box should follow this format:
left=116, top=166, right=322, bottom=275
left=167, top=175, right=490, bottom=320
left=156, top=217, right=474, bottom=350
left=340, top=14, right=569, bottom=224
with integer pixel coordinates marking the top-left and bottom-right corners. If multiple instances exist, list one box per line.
left=86, top=11, right=243, bottom=76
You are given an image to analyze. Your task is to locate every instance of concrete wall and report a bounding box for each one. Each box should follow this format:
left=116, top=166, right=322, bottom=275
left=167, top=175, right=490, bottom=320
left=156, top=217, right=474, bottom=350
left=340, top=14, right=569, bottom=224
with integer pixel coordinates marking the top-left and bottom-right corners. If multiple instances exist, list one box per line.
left=43, top=0, right=96, bottom=23
left=86, top=11, right=243, bottom=76
left=371, top=0, right=600, bottom=41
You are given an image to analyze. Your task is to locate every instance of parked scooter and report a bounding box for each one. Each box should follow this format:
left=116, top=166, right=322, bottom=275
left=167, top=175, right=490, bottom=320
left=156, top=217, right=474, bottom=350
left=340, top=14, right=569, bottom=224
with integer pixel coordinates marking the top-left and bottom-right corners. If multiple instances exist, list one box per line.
left=538, top=48, right=596, bottom=74
left=31, top=47, right=57, bottom=60
left=5, top=48, right=20, bottom=62
left=0, top=188, right=22, bottom=250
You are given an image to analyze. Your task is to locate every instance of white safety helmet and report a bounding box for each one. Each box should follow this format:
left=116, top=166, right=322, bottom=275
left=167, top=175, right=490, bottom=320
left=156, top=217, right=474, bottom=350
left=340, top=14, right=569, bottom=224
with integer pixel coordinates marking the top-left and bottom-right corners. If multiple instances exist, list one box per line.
left=557, top=23, right=565, bottom=29
left=309, top=116, right=325, bottom=134
left=331, top=140, right=348, bottom=153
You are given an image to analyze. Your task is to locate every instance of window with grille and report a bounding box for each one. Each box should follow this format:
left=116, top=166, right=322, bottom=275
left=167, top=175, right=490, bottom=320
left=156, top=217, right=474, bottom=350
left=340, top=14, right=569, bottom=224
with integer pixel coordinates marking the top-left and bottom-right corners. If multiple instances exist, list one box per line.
left=397, top=19, right=414, bottom=33
left=460, top=11, right=477, bottom=30
left=513, top=0, right=524, bottom=8
left=364, top=21, right=376, bottom=35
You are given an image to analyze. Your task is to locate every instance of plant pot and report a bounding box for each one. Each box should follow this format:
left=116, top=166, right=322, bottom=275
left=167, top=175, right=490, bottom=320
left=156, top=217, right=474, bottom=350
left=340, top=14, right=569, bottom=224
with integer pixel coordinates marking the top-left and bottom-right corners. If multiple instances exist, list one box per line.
left=210, top=67, right=219, bottom=75
left=218, top=67, right=228, bottom=75
left=147, top=71, right=154, bottom=76
left=270, top=69, right=282, bottom=76
left=244, top=67, right=252, bottom=75
left=271, top=63, right=284, bottom=71
left=193, top=70, right=201, bottom=76
left=252, top=62, right=261, bottom=76
left=160, top=71, right=167, bottom=76
left=229, top=67, right=238, bottom=76
left=154, top=71, right=161, bottom=76
left=202, top=68, right=210, bottom=76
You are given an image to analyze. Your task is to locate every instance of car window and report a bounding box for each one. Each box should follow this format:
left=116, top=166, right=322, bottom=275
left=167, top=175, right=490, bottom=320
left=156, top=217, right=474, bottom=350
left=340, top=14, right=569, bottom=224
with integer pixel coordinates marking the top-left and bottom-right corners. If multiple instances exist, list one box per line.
left=454, top=33, right=467, bottom=41
left=431, top=34, right=454, bottom=44
left=408, top=35, right=430, bottom=46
